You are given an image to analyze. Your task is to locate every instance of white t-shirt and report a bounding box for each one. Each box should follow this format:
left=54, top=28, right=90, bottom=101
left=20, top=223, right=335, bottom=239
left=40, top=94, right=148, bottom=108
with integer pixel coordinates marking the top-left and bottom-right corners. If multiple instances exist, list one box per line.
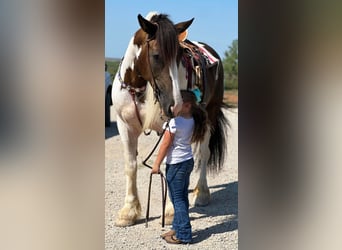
left=164, top=116, right=194, bottom=164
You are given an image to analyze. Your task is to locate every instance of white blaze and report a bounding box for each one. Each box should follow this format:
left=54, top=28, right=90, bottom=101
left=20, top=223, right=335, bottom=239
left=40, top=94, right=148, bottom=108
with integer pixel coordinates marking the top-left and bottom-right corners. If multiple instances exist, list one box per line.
left=169, top=60, right=183, bottom=116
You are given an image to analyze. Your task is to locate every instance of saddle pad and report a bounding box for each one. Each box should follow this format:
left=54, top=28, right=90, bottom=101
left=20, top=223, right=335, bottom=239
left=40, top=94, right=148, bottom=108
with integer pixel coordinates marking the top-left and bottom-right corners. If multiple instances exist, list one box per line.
left=191, top=41, right=219, bottom=65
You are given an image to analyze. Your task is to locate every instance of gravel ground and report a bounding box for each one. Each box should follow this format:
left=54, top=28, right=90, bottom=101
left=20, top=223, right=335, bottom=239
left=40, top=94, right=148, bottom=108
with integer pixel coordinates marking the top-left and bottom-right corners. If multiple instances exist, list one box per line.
left=105, top=108, right=238, bottom=250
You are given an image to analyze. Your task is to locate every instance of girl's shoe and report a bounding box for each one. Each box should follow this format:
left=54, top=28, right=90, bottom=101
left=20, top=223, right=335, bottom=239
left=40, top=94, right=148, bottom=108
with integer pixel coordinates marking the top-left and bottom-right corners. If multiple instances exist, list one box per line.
left=160, top=230, right=176, bottom=239
left=163, top=235, right=187, bottom=244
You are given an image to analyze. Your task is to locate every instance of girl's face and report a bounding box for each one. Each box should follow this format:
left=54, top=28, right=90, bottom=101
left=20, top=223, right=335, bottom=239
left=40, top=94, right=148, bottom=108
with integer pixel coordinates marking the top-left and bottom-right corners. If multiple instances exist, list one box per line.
left=180, top=102, right=192, bottom=115
left=171, top=104, right=189, bottom=117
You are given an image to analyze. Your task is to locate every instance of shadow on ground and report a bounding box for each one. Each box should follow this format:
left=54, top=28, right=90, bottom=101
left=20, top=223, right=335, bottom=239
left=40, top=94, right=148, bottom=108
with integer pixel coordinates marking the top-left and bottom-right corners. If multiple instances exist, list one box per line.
left=190, top=181, right=238, bottom=244
left=113, top=182, right=238, bottom=244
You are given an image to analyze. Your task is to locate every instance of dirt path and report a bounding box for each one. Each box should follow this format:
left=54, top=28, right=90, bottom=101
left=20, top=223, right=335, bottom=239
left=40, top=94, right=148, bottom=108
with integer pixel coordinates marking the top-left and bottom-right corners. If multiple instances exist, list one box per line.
left=105, top=108, right=238, bottom=250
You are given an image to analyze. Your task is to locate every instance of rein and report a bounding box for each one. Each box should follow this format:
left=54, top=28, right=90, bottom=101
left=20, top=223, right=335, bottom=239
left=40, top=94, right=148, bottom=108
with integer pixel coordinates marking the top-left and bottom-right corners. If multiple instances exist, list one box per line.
left=142, top=120, right=170, bottom=228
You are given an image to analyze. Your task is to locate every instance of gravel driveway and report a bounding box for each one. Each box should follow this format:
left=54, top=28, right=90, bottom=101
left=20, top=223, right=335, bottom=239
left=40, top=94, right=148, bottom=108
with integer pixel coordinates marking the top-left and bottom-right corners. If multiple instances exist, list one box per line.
left=105, top=108, right=238, bottom=250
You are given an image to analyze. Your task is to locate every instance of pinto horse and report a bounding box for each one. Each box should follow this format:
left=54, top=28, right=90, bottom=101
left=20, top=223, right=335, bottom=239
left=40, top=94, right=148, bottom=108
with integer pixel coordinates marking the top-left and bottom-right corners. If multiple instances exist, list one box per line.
left=112, top=12, right=228, bottom=227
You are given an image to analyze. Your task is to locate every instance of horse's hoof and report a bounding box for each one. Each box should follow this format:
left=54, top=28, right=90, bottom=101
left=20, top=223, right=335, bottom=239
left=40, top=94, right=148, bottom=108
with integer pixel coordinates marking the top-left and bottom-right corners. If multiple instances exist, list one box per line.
left=114, top=203, right=141, bottom=227
left=192, top=186, right=210, bottom=206
left=115, top=218, right=135, bottom=227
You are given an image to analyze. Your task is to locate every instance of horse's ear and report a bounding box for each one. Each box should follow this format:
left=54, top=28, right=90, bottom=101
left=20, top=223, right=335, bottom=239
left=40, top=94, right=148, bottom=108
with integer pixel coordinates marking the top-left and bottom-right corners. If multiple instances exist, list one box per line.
left=138, top=14, right=157, bottom=37
left=175, top=18, right=194, bottom=34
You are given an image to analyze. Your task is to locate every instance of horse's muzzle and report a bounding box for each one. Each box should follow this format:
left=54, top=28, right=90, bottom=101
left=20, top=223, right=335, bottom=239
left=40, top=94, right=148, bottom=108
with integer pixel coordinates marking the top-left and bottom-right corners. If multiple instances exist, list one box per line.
left=168, top=106, right=174, bottom=118
left=170, top=104, right=181, bottom=117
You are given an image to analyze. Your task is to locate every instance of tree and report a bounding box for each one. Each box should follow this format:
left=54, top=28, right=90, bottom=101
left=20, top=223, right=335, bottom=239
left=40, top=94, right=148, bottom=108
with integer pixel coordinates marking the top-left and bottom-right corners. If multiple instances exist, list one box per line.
left=223, top=39, right=238, bottom=90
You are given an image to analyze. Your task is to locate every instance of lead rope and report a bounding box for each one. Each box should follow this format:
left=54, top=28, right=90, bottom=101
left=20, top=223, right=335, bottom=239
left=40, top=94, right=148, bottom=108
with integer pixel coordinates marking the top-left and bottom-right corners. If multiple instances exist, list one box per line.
left=143, top=120, right=170, bottom=228
left=144, top=39, right=171, bottom=228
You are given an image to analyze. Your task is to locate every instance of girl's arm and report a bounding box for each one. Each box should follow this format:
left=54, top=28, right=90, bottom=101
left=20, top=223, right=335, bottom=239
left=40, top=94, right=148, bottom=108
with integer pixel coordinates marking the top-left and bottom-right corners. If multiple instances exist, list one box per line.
left=151, top=130, right=174, bottom=174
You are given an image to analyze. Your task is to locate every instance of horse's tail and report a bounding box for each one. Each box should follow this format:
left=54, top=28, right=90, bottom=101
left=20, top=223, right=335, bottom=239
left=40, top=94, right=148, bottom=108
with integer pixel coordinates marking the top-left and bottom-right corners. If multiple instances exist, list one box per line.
left=207, top=103, right=230, bottom=172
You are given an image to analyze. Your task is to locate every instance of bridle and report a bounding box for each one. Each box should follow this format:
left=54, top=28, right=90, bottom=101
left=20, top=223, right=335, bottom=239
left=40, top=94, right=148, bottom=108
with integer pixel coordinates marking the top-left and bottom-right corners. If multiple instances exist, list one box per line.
left=117, top=38, right=166, bottom=133
left=143, top=36, right=186, bottom=229
left=146, top=38, right=162, bottom=105
left=119, top=37, right=174, bottom=228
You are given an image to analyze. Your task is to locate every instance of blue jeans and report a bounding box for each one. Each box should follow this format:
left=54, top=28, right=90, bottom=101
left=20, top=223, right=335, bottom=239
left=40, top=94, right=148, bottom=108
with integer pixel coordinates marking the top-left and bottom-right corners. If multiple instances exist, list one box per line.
left=166, top=158, right=194, bottom=243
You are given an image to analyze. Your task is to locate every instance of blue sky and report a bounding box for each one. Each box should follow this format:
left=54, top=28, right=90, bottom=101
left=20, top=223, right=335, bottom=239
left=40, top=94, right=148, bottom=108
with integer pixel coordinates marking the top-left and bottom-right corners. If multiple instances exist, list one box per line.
left=105, top=0, right=238, bottom=59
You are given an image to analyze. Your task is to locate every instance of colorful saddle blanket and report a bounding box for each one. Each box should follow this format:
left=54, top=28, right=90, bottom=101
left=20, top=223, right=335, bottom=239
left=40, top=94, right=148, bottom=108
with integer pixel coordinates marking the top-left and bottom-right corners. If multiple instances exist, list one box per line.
left=180, top=40, right=220, bottom=103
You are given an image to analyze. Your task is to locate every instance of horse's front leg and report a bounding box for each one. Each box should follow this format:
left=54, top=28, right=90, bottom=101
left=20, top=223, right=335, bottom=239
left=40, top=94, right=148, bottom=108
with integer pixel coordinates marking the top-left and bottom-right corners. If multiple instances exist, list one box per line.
left=192, top=131, right=211, bottom=206
left=115, top=117, right=141, bottom=227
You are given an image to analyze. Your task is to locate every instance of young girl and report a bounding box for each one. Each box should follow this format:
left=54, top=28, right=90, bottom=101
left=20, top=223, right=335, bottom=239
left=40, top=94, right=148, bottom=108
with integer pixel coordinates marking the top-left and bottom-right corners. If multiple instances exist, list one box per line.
left=151, top=90, right=208, bottom=244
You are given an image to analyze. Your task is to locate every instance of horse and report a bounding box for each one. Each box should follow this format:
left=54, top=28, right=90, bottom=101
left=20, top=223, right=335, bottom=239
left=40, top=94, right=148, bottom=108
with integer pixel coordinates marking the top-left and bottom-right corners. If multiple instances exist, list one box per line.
left=112, top=12, right=228, bottom=227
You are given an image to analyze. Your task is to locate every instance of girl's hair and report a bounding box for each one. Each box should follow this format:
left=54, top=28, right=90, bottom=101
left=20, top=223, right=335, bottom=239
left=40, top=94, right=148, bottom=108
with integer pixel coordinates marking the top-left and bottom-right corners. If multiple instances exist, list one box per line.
left=181, top=90, right=208, bottom=143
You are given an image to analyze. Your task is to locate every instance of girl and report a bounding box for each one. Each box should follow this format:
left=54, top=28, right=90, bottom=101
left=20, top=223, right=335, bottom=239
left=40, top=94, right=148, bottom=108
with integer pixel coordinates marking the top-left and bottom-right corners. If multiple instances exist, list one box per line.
left=151, top=90, right=208, bottom=244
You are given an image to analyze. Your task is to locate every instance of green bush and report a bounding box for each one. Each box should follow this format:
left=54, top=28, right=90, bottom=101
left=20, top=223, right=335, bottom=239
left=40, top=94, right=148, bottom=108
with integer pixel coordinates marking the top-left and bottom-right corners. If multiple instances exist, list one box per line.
left=222, top=39, right=238, bottom=90
left=105, top=60, right=120, bottom=81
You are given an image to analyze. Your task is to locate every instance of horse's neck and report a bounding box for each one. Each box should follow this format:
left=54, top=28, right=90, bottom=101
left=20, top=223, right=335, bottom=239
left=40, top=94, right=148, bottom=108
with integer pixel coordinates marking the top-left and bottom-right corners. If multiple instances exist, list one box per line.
left=119, top=38, right=148, bottom=90
left=177, top=61, right=188, bottom=90
left=120, top=38, right=138, bottom=77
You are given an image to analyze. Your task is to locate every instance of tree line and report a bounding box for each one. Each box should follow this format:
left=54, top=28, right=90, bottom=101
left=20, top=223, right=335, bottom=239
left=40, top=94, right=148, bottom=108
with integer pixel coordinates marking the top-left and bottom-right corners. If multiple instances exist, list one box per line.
left=222, top=39, right=238, bottom=90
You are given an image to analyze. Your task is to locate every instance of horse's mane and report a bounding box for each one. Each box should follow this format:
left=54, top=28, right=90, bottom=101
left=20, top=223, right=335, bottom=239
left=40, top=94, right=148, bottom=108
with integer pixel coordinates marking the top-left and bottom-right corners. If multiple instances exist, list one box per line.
left=149, top=14, right=179, bottom=67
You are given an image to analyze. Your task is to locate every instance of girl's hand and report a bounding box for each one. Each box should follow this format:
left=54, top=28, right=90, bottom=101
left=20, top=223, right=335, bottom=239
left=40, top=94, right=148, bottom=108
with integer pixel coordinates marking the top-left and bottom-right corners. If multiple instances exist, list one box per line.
left=151, top=164, right=160, bottom=174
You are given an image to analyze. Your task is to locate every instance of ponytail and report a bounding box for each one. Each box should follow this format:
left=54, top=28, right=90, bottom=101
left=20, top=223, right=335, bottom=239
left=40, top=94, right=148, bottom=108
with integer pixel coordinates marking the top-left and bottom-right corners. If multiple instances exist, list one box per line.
left=190, top=104, right=208, bottom=143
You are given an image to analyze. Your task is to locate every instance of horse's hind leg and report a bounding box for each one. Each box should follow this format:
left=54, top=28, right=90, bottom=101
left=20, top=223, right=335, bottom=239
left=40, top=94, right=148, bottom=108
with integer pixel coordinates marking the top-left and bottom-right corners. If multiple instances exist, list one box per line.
left=164, top=196, right=174, bottom=225
left=115, top=117, right=141, bottom=227
left=192, top=131, right=211, bottom=206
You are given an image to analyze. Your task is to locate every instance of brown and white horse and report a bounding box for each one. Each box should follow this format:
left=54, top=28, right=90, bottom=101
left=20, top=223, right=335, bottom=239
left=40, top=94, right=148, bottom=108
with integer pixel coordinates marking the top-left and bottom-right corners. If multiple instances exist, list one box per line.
left=112, top=12, right=228, bottom=227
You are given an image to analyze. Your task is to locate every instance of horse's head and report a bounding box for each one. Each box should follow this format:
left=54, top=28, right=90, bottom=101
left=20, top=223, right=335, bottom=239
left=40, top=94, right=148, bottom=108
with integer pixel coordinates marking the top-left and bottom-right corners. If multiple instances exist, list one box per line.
left=133, top=13, right=194, bottom=117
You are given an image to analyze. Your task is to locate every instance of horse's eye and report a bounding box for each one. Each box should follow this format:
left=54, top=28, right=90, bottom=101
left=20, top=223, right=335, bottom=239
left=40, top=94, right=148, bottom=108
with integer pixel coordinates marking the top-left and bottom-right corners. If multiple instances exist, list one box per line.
left=153, top=54, right=159, bottom=61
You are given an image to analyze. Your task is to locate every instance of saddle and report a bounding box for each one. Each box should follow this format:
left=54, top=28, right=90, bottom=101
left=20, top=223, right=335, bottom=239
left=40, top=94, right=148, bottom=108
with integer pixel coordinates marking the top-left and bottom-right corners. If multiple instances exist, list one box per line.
left=180, top=39, right=220, bottom=104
